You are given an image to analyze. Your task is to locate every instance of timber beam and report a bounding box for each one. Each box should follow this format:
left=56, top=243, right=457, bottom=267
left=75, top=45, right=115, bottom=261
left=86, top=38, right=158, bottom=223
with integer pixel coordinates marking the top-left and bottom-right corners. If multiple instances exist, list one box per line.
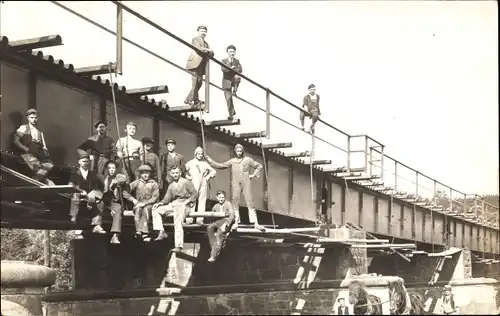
left=126, top=85, right=169, bottom=96
left=284, top=151, right=310, bottom=158
left=261, top=142, right=292, bottom=149
left=204, top=118, right=241, bottom=127
left=168, top=105, right=202, bottom=112
left=323, top=166, right=366, bottom=173
left=307, top=159, right=332, bottom=165
left=236, top=131, right=266, bottom=139
left=334, top=172, right=363, bottom=178
left=346, top=175, right=380, bottom=181
left=9, top=35, right=62, bottom=51
left=74, top=63, right=116, bottom=76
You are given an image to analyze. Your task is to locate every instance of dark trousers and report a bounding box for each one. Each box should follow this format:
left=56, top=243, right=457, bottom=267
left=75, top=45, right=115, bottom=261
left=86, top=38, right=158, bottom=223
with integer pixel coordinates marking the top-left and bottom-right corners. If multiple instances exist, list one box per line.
left=300, top=109, right=319, bottom=128
left=223, top=76, right=241, bottom=117
left=91, top=156, right=109, bottom=177
left=70, top=193, right=104, bottom=226
left=185, top=64, right=206, bottom=103
left=134, top=204, right=152, bottom=234
left=119, top=157, right=141, bottom=182
left=207, top=218, right=232, bottom=258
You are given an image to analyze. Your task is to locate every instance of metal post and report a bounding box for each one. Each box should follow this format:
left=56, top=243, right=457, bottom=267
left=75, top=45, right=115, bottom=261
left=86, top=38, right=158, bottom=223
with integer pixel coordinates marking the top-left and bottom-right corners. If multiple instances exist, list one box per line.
left=432, top=180, right=436, bottom=252
left=394, top=161, right=398, bottom=192
left=204, top=61, right=210, bottom=113
left=116, top=1, right=123, bottom=75
left=364, top=136, right=368, bottom=173
left=266, top=89, right=271, bottom=139
left=346, top=136, right=351, bottom=172
left=433, top=181, right=437, bottom=206
left=449, top=187, right=453, bottom=213
left=415, top=171, right=419, bottom=198
left=380, top=145, right=385, bottom=179
left=369, top=147, right=373, bottom=176
left=462, top=193, right=466, bottom=216
left=44, top=230, right=51, bottom=267
left=481, top=198, right=485, bottom=222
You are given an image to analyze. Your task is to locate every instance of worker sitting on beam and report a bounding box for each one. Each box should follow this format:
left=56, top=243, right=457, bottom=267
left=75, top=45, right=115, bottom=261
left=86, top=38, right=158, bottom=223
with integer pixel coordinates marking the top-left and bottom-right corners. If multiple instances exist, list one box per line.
left=207, top=190, right=235, bottom=262
left=102, top=160, right=129, bottom=244
left=300, top=84, right=321, bottom=133
left=12, top=108, right=54, bottom=185
left=185, top=146, right=216, bottom=225
left=69, top=150, right=106, bottom=235
left=205, top=144, right=266, bottom=232
left=152, top=165, right=198, bottom=252
left=128, top=164, right=160, bottom=242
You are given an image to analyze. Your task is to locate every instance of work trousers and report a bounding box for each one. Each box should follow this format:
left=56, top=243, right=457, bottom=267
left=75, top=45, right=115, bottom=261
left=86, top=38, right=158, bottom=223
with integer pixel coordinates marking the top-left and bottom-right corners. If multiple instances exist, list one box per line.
left=21, top=153, right=54, bottom=182
left=186, top=178, right=209, bottom=225
left=134, top=204, right=152, bottom=234
left=91, top=155, right=109, bottom=176
left=109, top=201, right=123, bottom=233
left=185, top=64, right=206, bottom=104
left=232, top=180, right=257, bottom=223
left=300, top=108, right=319, bottom=129
left=223, top=76, right=241, bottom=117
left=70, top=193, right=104, bottom=226
left=152, top=200, right=191, bottom=248
left=119, top=157, right=141, bottom=181
left=207, top=218, right=232, bottom=259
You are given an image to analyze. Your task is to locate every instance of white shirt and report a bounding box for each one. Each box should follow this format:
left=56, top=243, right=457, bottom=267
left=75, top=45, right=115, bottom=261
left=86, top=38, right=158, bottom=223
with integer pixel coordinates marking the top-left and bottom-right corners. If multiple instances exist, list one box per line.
left=79, top=168, right=89, bottom=180
left=17, top=123, right=47, bottom=149
left=310, top=94, right=318, bottom=101
left=115, top=136, right=143, bottom=158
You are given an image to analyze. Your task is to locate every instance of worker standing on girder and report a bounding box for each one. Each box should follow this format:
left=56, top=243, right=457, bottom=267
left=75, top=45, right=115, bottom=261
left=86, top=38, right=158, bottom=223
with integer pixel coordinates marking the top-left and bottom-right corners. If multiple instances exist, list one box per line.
left=185, top=146, right=216, bottom=225
left=300, top=84, right=321, bottom=133
left=77, top=121, right=115, bottom=176
left=139, top=137, right=161, bottom=185
left=69, top=151, right=106, bottom=235
left=221, top=45, right=243, bottom=120
left=12, top=108, right=54, bottom=185
left=152, top=166, right=198, bottom=252
left=160, top=138, right=184, bottom=191
left=128, top=164, right=160, bottom=242
left=205, top=144, right=266, bottom=232
left=115, top=121, right=143, bottom=181
left=207, top=190, right=235, bottom=262
left=102, top=160, right=129, bottom=244
left=184, top=25, right=214, bottom=108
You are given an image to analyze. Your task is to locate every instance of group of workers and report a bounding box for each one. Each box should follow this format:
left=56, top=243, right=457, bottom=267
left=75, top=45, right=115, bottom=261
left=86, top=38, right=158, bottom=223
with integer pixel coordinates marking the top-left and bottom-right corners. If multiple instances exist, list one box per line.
left=185, top=25, right=321, bottom=131
left=13, top=109, right=266, bottom=261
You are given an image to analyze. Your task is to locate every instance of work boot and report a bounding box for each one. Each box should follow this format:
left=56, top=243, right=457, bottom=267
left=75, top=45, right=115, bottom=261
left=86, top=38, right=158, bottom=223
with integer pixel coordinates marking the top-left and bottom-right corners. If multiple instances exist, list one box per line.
left=110, top=234, right=120, bottom=244
left=155, top=231, right=168, bottom=241
left=208, top=257, right=216, bottom=263
left=196, top=219, right=204, bottom=225
left=92, top=225, right=106, bottom=234
left=142, top=234, right=151, bottom=242
left=254, top=223, right=266, bottom=232
left=172, top=247, right=183, bottom=253
left=70, top=216, right=77, bottom=223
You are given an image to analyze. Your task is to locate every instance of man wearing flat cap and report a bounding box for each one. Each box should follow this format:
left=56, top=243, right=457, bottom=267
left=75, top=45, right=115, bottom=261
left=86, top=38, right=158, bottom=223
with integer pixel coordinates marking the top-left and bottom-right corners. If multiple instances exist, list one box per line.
left=139, top=137, right=161, bottom=186
left=69, top=150, right=106, bottom=235
left=440, top=284, right=459, bottom=315
left=300, top=84, right=321, bottom=133
left=221, top=45, right=243, bottom=120
left=205, top=144, right=266, bottom=231
left=12, top=108, right=54, bottom=184
left=77, top=120, right=115, bottom=176
left=128, top=164, right=160, bottom=242
left=185, top=25, right=214, bottom=108
left=160, top=138, right=185, bottom=191
left=115, top=121, right=143, bottom=181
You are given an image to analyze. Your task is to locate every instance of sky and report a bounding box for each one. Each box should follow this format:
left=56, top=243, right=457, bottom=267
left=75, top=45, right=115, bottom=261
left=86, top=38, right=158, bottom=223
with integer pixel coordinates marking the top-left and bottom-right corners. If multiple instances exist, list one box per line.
left=1, top=1, right=498, bottom=198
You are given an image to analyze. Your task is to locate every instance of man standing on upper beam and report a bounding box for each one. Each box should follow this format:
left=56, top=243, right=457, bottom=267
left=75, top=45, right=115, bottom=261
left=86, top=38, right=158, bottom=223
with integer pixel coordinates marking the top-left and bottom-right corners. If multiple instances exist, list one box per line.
left=300, top=84, right=321, bottom=133
left=221, top=45, right=243, bottom=120
left=184, top=25, right=214, bottom=108
left=205, top=144, right=266, bottom=232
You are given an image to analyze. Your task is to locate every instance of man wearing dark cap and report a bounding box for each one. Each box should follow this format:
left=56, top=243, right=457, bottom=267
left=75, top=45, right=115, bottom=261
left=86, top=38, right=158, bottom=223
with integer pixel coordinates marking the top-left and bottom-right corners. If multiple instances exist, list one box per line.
left=69, top=150, right=106, bottom=235
left=160, top=138, right=185, bottom=191
left=185, top=25, right=214, bottom=107
left=139, top=137, right=161, bottom=185
left=300, top=84, right=321, bottom=133
left=77, top=120, right=115, bottom=176
left=12, top=108, right=54, bottom=184
left=115, top=121, right=143, bottom=181
left=221, top=45, right=243, bottom=120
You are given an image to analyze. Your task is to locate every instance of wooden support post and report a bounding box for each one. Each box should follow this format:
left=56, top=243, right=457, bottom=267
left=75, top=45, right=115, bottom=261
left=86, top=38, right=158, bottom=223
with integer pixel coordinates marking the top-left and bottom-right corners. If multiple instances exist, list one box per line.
left=126, top=85, right=169, bottom=96
left=9, top=35, right=63, bottom=51
left=116, top=1, right=123, bottom=75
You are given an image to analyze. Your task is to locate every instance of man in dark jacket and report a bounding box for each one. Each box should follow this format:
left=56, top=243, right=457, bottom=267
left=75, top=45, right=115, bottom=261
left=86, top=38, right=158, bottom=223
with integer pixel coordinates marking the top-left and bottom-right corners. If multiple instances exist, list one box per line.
left=221, top=45, right=243, bottom=120
left=300, top=84, right=321, bottom=133
left=77, top=120, right=115, bottom=176
left=69, top=150, right=106, bottom=235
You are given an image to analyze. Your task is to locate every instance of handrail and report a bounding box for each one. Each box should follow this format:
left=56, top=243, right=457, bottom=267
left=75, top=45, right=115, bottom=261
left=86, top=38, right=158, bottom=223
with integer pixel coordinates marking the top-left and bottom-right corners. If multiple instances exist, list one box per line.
left=110, top=1, right=350, bottom=138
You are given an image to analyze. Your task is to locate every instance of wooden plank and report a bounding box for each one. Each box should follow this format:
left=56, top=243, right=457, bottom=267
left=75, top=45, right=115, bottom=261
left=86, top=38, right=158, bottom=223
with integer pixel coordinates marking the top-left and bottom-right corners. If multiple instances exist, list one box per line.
left=307, top=159, right=332, bottom=165
left=9, top=35, right=62, bottom=51
left=236, top=131, right=265, bottom=139
left=168, top=105, right=200, bottom=112
left=126, top=85, right=169, bottom=96
left=204, top=118, right=241, bottom=127
left=2, top=185, right=81, bottom=200
left=346, top=175, right=380, bottom=181
left=74, top=63, right=115, bottom=76
left=236, top=227, right=320, bottom=234
left=284, top=151, right=310, bottom=158
left=324, top=167, right=366, bottom=173
left=261, top=142, right=293, bottom=149
left=351, top=243, right=416, bottom=249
